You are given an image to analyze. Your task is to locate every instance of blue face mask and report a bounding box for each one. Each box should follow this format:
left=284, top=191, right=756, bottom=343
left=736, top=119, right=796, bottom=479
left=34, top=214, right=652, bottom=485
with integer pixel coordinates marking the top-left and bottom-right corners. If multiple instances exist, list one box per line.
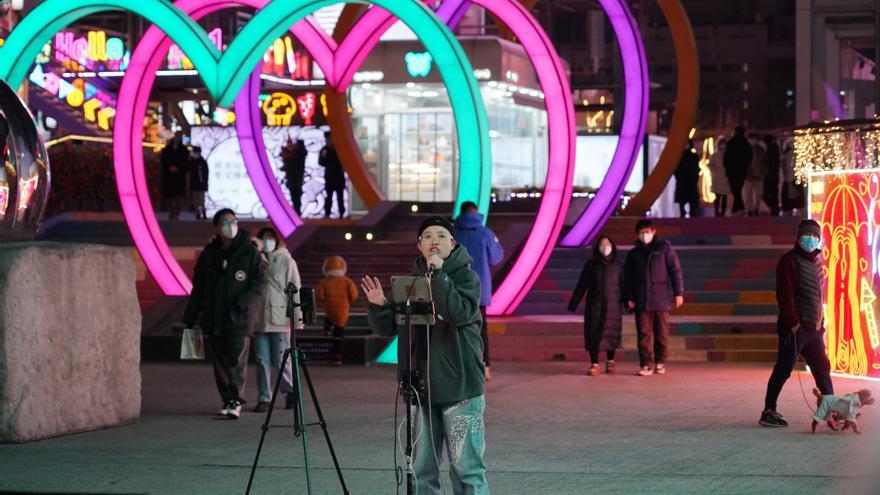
left=798, top=235, right=820, bottom=252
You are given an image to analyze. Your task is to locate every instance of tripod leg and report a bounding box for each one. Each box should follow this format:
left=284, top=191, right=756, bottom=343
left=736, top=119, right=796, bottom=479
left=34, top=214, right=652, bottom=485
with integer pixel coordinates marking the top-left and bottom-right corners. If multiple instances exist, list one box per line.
left=291, top=347, right=313, bottom=495
left=296, top=348, right=351, bottom=495
left=246, top=347, right=293, bottom=495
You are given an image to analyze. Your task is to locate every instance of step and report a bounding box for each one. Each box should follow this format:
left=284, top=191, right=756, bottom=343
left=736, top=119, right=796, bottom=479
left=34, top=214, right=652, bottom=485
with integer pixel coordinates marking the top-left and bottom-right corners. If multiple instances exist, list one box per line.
left=529, top=290, right=776, bottom=305
left=487, top=315, right=778, bottom=335
left=513, top=301, right=778, bottom=316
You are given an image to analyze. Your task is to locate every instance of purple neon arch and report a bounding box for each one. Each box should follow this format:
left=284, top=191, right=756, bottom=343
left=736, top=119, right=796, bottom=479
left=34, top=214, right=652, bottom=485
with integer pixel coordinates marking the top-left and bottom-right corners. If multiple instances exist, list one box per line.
left=561, top=0, right=649, bottom=247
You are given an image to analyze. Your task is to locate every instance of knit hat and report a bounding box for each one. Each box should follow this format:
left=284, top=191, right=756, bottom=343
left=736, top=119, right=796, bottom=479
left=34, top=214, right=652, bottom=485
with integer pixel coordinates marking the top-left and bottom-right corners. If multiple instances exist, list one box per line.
left=797, top=219, right=821, bottom=238
left=418, top=216, right=455, bottom=239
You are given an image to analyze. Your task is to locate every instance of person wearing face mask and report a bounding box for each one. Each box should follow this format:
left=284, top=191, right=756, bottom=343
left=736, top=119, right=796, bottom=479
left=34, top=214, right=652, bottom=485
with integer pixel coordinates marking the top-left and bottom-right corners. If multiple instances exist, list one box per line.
left=568, top=236, right=624, bottom=376
left=760, top=219, right=834, bottom=428
left=251, top=226, right=302, bottom=413
left=623, top=219, right=684, bottom=376
left=182, top=208, right=266, bottom=419
left=361, top=216, right=488, bottom=495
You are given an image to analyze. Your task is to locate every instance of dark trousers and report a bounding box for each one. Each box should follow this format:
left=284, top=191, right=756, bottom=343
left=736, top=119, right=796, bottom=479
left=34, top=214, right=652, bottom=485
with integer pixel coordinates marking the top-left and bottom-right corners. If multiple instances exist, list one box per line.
left=325, top=185, right=345, bottom=218
left=764, top=328, right=834, bottom=411
left=589, top=349, right=616, bottom=364
left=730, top=179, right=745, bottom=213
left=291, top=186, right=303, bottom=216
left=678, top=200, right=699, bottom=218
left=635, top=310, right=670, bottom=367
left=480, top=306, right=490, bottom=367
left=713, top=195, right=727, bottom=216
left=211, top=335, right=250, bottom=404
left=324, top=318, right=344, bottom=361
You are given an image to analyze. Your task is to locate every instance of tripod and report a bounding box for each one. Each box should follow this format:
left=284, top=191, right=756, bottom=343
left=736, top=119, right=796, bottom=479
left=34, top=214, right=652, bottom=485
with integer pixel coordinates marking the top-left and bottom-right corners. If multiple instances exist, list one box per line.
left=246, top=283, right=350, bottom=495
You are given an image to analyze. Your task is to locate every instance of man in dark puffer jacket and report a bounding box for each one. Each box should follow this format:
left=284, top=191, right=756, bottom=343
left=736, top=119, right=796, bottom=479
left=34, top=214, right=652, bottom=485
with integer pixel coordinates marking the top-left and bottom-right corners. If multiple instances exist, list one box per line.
left=760, top=219, right=834, bottom=428
left=183, top=208, right=266, bottom=420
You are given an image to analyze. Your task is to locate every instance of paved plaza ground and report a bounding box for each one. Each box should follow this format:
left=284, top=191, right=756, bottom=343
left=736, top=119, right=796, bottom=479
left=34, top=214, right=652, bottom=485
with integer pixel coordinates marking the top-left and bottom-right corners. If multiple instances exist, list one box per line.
left=1, top=361, right=878, bottom=494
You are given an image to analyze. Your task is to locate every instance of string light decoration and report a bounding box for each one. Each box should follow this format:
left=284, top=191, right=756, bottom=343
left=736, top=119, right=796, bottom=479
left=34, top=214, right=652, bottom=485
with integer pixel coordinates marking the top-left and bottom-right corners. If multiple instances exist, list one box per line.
left=794, top=120, right=880, bottom=184
left=698, top=136, right=715, bottom=203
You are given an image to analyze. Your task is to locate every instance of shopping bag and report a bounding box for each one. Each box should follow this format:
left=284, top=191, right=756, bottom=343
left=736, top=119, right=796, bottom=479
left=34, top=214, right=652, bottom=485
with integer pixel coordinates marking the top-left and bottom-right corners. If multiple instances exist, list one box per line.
left=180, top=327, right=205, bottom=360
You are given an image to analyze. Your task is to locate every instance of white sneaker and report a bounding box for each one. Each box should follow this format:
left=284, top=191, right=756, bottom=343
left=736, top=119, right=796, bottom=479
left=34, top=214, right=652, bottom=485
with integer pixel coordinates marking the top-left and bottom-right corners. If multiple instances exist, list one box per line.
left=637, top=366, right=654, bottom=376
left=226, top=401, right=242, bottom=420
left=655, top=364, right=667, bottom=375
left=217, top=403, right=229, bottom=416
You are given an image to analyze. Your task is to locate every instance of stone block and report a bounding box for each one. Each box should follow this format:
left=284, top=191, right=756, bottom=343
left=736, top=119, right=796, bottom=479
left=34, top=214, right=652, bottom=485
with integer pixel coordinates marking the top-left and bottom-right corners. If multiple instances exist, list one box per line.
left=0, top=242, right=141, bottom=442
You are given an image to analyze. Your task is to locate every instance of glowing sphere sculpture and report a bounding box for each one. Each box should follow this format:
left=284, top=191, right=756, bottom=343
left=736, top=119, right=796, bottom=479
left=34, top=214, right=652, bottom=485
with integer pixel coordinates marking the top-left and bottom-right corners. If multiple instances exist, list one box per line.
left=0, top=78, right=50, bottom=241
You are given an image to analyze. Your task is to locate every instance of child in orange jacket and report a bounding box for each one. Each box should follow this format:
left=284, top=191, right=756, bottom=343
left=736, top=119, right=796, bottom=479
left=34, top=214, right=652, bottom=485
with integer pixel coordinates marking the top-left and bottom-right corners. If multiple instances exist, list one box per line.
left=316, top=256, right=358, bottom=365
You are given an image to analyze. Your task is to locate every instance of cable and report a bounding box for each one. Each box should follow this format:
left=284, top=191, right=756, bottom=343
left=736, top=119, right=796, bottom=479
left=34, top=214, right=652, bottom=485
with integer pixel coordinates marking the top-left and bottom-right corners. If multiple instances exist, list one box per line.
left=393, top=385, right=402, bottom=495
left=410, top=385, right=424, bottom=495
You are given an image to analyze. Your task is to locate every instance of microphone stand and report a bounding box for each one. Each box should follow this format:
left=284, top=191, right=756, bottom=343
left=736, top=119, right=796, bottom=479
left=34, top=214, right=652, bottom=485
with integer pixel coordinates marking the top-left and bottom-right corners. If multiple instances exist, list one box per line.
left=390, top=273, right=434, bottom=495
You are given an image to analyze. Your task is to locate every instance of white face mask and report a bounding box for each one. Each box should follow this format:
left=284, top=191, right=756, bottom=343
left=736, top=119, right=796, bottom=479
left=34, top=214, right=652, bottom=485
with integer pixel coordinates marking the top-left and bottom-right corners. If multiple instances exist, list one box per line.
left=599, top=245, right=613, bottom=257
left=639, top=232, right=654, bottom=245
left=262, top=239, right=276, bottom=253
left=221, top=224, right=238, bottom=239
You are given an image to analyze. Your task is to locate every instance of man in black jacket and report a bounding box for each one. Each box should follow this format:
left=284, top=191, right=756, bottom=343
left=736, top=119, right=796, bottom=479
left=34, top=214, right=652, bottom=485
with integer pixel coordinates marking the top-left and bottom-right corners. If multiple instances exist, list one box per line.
left=623, top=219, right=684, bottom=376
left=319, top=132, right=346, bottom=218
left=724, top=126, right=753, bottom=215
left=183, top=208, right=266, bottom=419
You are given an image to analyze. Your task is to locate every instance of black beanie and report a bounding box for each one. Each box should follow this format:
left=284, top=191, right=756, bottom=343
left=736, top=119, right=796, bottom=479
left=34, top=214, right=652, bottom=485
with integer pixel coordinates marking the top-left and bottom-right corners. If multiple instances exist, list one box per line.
left=418, top=216, right=455, bottom=239
left=797, top=219, right=821, bottom=238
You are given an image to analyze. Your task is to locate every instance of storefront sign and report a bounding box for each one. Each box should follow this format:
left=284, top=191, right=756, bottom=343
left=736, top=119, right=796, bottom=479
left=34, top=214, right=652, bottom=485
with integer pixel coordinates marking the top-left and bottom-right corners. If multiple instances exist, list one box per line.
left=405, top=51, right=432, bottom=77
left=262, top=34, right=312, bottom=80
left=53, top=30, right=129, bottom=71
left=167, top=27, right=222, bottom=70
left=296, top=92, right=316, bottom=125
left=353, top=70, right=384, bottom=83
left=262, top=92, right=297, bottom=126
left=260, top=91, right=324, bottom=127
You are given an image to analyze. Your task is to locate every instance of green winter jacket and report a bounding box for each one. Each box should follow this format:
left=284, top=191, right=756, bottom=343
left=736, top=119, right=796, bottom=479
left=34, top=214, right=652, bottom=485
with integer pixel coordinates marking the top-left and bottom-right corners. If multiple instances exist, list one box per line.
left=368, top=245, right=485, bottom=405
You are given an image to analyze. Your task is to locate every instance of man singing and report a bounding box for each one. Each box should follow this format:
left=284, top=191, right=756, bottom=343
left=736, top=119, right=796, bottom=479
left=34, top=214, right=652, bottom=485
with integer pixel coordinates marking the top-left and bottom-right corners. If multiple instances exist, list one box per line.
left=361, top=216, right=489, bottom=494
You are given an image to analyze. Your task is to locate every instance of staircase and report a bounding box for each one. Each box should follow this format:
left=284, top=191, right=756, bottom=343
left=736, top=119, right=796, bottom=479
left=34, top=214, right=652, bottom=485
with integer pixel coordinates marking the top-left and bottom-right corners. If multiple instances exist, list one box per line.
left=29, top=87, right=112, bottom=138
left=490, top=216, right=801, bottom=364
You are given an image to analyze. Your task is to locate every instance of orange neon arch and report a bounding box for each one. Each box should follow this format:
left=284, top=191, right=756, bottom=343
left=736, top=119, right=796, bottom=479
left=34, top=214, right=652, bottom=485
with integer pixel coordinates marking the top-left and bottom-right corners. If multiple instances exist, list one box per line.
left=623, top=0, right=699, bottom=215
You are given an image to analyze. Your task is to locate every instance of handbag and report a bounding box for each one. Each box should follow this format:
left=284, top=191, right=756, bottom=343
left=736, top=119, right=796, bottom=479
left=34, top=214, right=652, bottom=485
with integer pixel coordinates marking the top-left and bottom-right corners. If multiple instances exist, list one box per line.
left=180, top=327, right=205, bottom=360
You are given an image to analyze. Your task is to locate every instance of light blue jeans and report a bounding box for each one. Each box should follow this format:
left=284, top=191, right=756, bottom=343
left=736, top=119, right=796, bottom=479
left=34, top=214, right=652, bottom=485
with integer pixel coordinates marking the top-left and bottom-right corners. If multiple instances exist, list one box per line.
left=411, top=395, right=489, bottom=495
left=253, top=332, right=293, bottom=404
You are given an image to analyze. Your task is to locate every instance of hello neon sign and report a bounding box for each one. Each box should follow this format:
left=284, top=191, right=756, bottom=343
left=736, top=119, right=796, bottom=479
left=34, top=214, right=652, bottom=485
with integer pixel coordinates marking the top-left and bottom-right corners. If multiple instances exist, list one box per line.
left=52, top=30, right=130, bottom=71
